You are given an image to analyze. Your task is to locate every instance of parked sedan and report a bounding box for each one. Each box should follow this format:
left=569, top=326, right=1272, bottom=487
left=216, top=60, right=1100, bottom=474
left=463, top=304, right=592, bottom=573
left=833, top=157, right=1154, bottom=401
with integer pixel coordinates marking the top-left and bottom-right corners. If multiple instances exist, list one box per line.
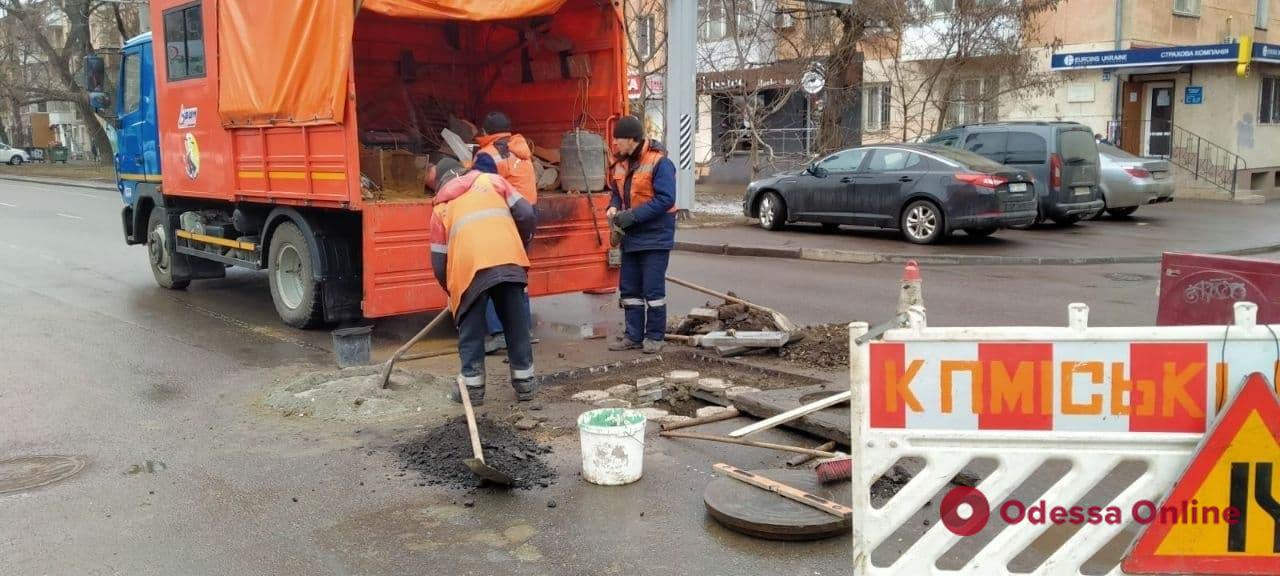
left=743, top=144, right=1038, bottom=244
left=1096, top=143, right=1174, bottom=218
left=0, top=142, right=28, bottom=165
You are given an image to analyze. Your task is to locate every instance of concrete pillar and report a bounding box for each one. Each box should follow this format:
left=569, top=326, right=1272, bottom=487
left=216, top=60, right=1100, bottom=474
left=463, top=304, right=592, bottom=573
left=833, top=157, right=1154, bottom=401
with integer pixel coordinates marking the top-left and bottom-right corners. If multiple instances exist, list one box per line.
left=664, top=0, right=697, bottom=214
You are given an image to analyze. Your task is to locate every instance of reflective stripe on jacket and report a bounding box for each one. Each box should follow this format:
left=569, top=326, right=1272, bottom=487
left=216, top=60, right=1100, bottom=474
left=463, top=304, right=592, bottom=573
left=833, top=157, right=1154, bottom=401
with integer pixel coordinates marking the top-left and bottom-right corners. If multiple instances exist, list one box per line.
left=430, top=173, right=532, bottom=314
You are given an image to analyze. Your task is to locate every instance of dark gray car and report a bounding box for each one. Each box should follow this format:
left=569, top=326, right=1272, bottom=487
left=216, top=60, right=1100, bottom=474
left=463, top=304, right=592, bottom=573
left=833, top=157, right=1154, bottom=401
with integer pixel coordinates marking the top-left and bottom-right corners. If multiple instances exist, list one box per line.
left=926, top=121, right=1105, bottom=225
left=742, top=144, right=1038, bottom=244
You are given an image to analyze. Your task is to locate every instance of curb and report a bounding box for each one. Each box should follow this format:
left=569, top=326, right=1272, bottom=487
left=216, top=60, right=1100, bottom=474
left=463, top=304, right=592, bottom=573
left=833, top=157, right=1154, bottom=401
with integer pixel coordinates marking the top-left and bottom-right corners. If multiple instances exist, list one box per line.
left=0, top=175, right=116, bottom=192
left=674, top=240, right=1280, bottom=267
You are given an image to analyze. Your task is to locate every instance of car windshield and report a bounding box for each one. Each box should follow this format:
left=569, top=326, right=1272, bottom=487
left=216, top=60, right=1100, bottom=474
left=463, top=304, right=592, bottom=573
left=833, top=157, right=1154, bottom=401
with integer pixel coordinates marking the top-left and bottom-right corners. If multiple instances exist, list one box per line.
left=917, top=145, right=1006, bottom=171
left=1098, top=143, right=1138, bottom=159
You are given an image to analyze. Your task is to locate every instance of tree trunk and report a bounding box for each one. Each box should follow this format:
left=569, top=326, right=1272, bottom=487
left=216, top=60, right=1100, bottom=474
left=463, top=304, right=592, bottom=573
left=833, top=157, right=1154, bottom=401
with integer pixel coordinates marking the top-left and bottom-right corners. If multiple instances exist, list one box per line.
left=818, top=12, right=864, bottom=154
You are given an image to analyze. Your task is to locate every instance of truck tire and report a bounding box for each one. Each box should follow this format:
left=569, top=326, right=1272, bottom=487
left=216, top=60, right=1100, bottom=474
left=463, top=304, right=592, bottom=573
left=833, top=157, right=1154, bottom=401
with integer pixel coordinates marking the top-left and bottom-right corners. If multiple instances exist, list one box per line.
left=268, top=221, right=324, bottom=328
left=146, top=208, right=189, bottom=290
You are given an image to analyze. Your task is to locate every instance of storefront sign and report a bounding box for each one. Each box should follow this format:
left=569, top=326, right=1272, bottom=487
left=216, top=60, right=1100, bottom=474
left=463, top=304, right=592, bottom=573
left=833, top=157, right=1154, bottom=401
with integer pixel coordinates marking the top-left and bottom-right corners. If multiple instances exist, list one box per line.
left=1185, top=86, right=1204, bottom=105
left=1052, top=44, right=1239, bottom=70
left=627, top=74, right=665, bottom=99
left=1253, top=42, right=1280, bottom=63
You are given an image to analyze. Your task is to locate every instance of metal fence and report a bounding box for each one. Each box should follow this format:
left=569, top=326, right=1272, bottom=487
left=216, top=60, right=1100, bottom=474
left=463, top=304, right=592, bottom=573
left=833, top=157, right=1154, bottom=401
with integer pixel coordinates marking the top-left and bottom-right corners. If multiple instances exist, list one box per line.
left=1106, top=120, right=1243, bottom=197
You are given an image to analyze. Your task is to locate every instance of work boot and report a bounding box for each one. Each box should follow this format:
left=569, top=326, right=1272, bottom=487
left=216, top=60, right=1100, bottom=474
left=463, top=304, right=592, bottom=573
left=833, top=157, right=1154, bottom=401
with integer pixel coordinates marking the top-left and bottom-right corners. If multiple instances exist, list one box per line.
left=484, top=333, right=507, bottom=355
left=642, top=339, right=665, bottom=354
left=447, top=375, right=486, bottom=406
left=608, top=338, right=642, bottom=351
left=512, top=379, right=537, bottom=402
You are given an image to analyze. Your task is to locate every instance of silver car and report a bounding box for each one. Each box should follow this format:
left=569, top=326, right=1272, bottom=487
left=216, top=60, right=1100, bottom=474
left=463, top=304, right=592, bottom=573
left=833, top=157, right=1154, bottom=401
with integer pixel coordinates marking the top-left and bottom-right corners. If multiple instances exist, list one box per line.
left=1096, top=143, right=1174, bottom=217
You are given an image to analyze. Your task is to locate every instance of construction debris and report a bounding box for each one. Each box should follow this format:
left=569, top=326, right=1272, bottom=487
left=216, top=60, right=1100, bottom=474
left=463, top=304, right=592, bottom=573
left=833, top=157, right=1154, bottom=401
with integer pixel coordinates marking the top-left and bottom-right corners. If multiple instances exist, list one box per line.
left=571, top=390, right=610, bottom=403
left=699, top=331, right=790, bottom=349
left=696, top=406, right=736, bottom=419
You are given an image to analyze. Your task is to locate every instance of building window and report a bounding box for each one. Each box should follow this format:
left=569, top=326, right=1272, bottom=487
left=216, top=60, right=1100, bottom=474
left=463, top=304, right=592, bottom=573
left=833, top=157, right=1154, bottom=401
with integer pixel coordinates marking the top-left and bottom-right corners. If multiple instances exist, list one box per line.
left=699, top=0, right=727, bottom=41
left=1258, top=0, right=1270, bottom=29
left=1261, top=77, right=1280, bottom=124
left=1174, top=0, right=1200, bottom=16
left=931, top=0, right=954, bottom=13
left=163, top=2, right=205, bottom=81
left=636, top=14, right=656, bottom=59
left=944, top=77, right=1000, bottom=128
left=862, top=84, right=891, bottom=132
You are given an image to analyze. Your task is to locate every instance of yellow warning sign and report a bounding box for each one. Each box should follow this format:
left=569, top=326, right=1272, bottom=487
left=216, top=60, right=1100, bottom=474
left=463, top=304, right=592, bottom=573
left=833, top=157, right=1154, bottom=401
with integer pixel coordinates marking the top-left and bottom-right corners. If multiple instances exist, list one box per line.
left=1123, top=372, right=1280, bottom=574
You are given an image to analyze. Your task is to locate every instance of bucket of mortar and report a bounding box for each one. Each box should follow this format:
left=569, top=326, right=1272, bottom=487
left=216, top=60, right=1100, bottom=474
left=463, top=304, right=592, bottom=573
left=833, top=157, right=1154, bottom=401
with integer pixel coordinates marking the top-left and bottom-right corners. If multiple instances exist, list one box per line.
left=330, top=326, right=373, bottom=367
left=577, top=408, right=647, bottom=485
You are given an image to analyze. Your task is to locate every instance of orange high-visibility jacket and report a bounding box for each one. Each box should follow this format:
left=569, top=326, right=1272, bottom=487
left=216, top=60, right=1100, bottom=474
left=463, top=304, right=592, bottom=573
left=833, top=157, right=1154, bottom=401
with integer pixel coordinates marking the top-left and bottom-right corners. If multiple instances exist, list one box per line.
left=429, top=172, right=533, bottom=314
left=475, top=132, right=539, bottom=205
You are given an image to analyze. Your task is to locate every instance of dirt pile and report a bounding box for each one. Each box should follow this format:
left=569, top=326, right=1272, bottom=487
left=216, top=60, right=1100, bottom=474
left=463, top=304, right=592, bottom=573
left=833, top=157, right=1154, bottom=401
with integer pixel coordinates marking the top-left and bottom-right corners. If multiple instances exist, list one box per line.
left=395, top=416, right=555, bottom=490
left=780, top=324, right=850, bottom=370
left=674, top=296, right=780, bottom=336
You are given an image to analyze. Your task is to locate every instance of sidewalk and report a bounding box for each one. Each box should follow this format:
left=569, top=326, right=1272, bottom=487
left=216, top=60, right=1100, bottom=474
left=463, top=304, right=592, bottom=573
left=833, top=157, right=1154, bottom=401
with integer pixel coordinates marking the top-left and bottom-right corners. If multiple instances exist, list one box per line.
left=0, top=173, right=116, bottom=191
left=676, top=199, right=1280, bottom=266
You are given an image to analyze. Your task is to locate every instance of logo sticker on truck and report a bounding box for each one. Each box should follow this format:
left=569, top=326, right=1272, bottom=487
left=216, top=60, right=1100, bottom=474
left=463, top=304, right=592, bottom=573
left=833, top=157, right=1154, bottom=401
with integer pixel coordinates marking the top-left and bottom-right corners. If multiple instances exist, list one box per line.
left=178, top=106, right=197, bottom=129
left=184, top=133, right=201, bottom=180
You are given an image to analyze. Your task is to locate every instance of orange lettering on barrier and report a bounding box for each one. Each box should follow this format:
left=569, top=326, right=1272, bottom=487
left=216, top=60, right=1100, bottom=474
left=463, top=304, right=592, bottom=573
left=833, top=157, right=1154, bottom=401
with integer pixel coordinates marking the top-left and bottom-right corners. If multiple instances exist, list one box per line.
left=1162, top=362, right=1205, bottom=419
left=941, top=361, right=983, bottom=414
left=1215, top=362, right=1228, bottom=414
left=1041, top=361, right=1054, bottom=415
left=1134, top=378, right=1157, bottom=417
left=885, top=360, right=924, bottom=414
left=1111, top=362, right=1132, bottom=416
left=1061, top=362, right=1104, bottom=415
left=990, top=361, right=1036, bottom=415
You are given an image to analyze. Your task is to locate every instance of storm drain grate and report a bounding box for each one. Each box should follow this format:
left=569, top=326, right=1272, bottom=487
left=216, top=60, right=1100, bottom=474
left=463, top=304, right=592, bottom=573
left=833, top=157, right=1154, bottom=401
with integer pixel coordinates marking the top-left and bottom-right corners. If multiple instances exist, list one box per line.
left=0, top=455, right=88, bottom=495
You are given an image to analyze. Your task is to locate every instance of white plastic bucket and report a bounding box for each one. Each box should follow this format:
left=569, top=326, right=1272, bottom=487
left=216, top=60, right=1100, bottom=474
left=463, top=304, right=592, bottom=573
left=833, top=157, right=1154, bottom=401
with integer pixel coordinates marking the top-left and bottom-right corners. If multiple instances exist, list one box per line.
left=577, top=408, right=647, bottom=486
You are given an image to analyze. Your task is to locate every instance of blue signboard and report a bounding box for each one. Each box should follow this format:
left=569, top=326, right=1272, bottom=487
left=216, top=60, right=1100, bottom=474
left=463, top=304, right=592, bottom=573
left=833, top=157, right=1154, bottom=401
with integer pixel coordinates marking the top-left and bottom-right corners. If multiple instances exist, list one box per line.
left=1052, top=43, right=1239, bottom=70
left=1255, top=43, right=1280, bottom=63
left=1185, top=86, right=1203, bottom=105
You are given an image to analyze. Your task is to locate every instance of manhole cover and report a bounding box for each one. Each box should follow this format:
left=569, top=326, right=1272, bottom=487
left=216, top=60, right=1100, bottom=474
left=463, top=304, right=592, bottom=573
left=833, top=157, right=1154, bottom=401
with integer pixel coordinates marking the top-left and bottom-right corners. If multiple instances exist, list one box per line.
left=0, top=455, right=87, bottom=495
left=1104, top=272, right=1154, bottom=282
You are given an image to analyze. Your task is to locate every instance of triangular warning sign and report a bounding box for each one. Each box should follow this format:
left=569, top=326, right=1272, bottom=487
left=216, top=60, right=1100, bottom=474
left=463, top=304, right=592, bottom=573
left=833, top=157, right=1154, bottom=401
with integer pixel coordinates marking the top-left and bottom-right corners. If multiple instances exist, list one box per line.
left=1123, top=372, right=1280, bottom=575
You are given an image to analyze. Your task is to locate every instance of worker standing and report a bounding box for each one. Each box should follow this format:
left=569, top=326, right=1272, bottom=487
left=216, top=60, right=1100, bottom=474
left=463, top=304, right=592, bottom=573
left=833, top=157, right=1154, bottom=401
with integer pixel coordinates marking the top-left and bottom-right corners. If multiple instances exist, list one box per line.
left=427, top=158, right=537, bottom=405
left=606, top=115, right=677, bottom=354
left=473, top=111, right=538, bottom=355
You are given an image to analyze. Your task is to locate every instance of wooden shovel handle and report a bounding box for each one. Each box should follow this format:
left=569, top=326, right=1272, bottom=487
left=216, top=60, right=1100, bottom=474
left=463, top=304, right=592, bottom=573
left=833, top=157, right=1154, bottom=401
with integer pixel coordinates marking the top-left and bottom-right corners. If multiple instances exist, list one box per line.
left=458, top=377, right=485, bottom=463
left=665, top=276, right=778, bottom=315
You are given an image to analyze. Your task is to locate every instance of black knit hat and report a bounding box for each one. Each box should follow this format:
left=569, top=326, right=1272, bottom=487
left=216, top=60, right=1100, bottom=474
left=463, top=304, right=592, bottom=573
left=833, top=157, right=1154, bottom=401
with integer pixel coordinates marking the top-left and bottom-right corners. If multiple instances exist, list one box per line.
left=434, top=157, right=464, bottom=189
left=613, top=115, right=645, bottom=141
left=481, top=111, right=511, bottom=135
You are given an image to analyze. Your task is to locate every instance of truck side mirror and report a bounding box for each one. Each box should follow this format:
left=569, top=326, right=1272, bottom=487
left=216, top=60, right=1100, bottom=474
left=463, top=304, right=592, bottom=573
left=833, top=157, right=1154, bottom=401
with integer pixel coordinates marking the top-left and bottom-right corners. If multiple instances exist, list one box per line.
left=82, top=53, right=106, bottom=92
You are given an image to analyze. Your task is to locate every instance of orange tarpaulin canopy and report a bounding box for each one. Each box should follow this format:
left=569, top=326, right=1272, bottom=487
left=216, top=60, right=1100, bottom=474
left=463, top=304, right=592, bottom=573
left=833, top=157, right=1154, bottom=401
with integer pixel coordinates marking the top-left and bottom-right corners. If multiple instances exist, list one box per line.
left=218, top=0, right=569, bottom=127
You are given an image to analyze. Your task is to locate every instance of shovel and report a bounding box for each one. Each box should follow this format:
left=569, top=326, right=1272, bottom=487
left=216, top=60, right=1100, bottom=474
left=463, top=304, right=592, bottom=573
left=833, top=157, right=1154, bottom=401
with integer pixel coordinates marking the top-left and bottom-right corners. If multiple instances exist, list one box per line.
left=665, top=275, right=799, bottom=334
left=457, top=377, right=514, bottom=485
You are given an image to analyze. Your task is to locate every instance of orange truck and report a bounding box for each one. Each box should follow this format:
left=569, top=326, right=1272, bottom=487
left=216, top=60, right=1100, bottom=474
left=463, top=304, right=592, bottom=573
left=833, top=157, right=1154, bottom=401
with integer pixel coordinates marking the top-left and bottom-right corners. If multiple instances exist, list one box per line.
left=91, top=0, right=622, bottom=327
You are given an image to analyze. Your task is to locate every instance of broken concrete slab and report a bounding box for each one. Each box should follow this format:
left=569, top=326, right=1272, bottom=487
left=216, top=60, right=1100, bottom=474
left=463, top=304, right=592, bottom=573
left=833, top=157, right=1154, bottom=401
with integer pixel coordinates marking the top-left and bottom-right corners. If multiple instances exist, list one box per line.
left=606, top=384, right=636, bottom=397
left=658, top=414, right=693, bottom=426
left=731, top=384, right=850, bottom=446
left=571, top=390, right=611, bottom=403
left=688, top=307, right=720, bottom=321
left=593, top=398, right=633, bottom=409
left=725, top=386, right=760, bottom=400
left=695, top=406, right=735, bottom=419
left=699, top=331, right=790, bottom=349
left=696, top=377, right=731, bottom=393
left=666, top=370, right=701, bottom=383
left=635, top=377, right=665, bottom=391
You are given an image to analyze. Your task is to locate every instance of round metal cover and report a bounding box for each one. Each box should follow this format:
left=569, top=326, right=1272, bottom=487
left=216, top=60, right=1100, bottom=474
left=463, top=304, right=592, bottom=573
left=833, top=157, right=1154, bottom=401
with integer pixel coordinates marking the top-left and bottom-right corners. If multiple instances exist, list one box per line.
left=802, top=70, right=826, bottom=95
left=704, top=468, right=851, bottom=541
left=0, top=455, right=88, bottom=495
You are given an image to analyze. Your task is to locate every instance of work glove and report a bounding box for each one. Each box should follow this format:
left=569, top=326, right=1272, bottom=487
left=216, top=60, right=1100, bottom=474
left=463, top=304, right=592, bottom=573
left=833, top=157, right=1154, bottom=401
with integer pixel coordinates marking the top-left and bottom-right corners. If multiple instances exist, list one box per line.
left=613, top=210, right=638, bottom=230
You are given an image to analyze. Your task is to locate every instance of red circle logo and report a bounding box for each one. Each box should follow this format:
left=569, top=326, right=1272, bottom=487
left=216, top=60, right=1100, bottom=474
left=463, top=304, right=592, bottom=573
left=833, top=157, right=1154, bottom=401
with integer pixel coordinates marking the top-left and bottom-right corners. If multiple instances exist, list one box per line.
left=940, top=487, right=990, bottom=536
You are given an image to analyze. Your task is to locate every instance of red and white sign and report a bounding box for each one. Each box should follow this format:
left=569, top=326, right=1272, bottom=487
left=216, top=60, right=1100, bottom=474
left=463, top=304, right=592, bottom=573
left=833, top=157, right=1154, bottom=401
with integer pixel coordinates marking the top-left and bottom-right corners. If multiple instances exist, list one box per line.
left=627, top=74, right=665, bottom=99
left=868, top=339, right=1280, bottom=433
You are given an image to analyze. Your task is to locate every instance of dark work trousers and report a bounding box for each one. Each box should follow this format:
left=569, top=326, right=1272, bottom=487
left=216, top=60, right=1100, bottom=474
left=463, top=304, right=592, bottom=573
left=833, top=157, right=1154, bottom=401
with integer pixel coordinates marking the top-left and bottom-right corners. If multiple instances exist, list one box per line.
left=485, top=289, right=531, bottom=336
left=457, top=282, right=535, bottom=387
left=619, top=249, right=671, bottom=343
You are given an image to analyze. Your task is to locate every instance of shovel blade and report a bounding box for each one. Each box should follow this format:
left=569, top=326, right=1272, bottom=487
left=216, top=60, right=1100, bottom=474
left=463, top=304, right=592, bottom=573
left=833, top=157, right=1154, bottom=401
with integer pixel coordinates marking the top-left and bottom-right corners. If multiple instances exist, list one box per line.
left=465, top=458, right=514, bottom=485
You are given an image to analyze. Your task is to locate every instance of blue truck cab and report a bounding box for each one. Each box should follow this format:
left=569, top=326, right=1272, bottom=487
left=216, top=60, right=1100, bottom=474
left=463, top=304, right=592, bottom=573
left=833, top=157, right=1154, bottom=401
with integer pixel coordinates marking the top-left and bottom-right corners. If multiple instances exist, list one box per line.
left=114, top=32, right=162, bottom=243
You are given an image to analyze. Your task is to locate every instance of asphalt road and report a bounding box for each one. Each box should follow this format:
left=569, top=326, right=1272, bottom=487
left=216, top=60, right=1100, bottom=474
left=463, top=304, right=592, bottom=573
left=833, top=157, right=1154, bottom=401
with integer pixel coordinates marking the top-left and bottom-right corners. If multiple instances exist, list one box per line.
left=0, top=178, right=1181, bottom=575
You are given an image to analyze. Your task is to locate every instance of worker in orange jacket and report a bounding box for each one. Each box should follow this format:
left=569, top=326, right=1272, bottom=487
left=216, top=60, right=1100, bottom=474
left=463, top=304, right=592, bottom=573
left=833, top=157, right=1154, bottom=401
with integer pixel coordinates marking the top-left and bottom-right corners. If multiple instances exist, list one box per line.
left=474, top=111, right=538, bottom=355
left=427, top=158, right=537, bottom=406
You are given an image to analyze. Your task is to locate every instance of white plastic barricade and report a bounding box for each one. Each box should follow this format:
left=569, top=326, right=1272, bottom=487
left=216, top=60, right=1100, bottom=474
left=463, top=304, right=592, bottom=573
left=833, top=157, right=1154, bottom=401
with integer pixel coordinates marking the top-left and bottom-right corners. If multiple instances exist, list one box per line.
left=851, top=302, right=1280, bottom=576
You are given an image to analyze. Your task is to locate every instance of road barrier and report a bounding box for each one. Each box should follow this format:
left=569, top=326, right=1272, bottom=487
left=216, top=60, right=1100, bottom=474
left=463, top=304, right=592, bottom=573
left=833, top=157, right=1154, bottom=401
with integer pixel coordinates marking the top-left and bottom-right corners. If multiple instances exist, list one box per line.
left=850, top=302, right=1280, bottom=575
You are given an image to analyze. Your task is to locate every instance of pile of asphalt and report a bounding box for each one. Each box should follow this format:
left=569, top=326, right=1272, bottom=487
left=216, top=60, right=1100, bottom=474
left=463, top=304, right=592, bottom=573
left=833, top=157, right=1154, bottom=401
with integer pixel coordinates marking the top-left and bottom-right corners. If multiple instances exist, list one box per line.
left=395, top=416, right=556, bottom=490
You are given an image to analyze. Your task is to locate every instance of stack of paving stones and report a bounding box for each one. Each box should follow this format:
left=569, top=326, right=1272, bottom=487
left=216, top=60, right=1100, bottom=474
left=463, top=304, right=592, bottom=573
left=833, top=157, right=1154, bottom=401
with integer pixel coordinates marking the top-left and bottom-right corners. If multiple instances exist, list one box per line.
left=570, top=370, right=718, bottom=426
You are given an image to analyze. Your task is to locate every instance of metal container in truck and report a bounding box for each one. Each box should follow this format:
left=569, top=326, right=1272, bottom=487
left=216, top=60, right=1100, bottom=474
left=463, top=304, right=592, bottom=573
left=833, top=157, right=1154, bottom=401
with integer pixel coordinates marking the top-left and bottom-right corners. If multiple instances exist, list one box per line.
left=91, top=0, right=623, bottom=327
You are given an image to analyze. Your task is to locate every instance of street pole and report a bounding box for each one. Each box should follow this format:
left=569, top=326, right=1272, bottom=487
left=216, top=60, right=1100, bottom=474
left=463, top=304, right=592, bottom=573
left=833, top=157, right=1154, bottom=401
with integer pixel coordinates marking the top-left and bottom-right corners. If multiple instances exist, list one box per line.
left=664, top=0, right=696, bottom=217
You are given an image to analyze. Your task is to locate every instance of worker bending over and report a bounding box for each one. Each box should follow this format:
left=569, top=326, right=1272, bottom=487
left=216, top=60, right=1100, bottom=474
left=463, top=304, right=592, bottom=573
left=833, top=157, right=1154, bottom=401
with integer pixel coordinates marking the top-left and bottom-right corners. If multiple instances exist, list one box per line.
left=427, top=158, right=537, bottom=405
left=606, top=115, right=677, bottom=354
left=473, top=111, right=538, bottom=355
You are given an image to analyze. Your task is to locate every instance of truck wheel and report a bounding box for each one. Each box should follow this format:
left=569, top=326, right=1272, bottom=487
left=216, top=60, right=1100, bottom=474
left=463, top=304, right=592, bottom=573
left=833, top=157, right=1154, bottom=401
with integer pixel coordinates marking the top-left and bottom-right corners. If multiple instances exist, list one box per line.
left=268, top=221, right=323, bottom=328
left=146, top=208, right=189, bottom=290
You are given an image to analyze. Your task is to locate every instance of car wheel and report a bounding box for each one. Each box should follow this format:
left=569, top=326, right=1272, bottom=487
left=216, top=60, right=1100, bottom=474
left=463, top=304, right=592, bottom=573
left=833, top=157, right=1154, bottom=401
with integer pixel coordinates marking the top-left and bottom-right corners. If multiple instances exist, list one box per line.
left=901, top=200, right=945, bottom=244
left=146, top=208, right=190, bottom=290
left=268, top=221, right=324, bottom=328
left=965, top=227, right=997, bottom=238
left=1052, top=215, right=1081, bottom=226
left=1107, top=206, right=1138, bottom=218
left=757, top=192, right=786, bottom=231
left=8, top=156, right=22, bottom=166
left=820, top=223, right=840, bottom=233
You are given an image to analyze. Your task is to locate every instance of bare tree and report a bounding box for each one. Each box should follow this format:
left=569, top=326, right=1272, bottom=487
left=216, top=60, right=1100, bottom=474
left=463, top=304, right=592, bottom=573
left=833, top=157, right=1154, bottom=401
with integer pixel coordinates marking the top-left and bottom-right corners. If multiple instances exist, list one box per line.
left=624, top=0, right=667, bottom=126
left=864, top=0, right=1063, bottom=142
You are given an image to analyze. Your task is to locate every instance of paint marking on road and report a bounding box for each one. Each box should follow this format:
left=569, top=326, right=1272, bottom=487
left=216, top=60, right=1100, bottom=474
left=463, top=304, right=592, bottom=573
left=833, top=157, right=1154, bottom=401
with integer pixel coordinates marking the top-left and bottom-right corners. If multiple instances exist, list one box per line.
left=0, top=202, right=15, bottom=207
left=77, top=192, right=101, bottom=199
left=56, top=212, right=83, bottom=220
